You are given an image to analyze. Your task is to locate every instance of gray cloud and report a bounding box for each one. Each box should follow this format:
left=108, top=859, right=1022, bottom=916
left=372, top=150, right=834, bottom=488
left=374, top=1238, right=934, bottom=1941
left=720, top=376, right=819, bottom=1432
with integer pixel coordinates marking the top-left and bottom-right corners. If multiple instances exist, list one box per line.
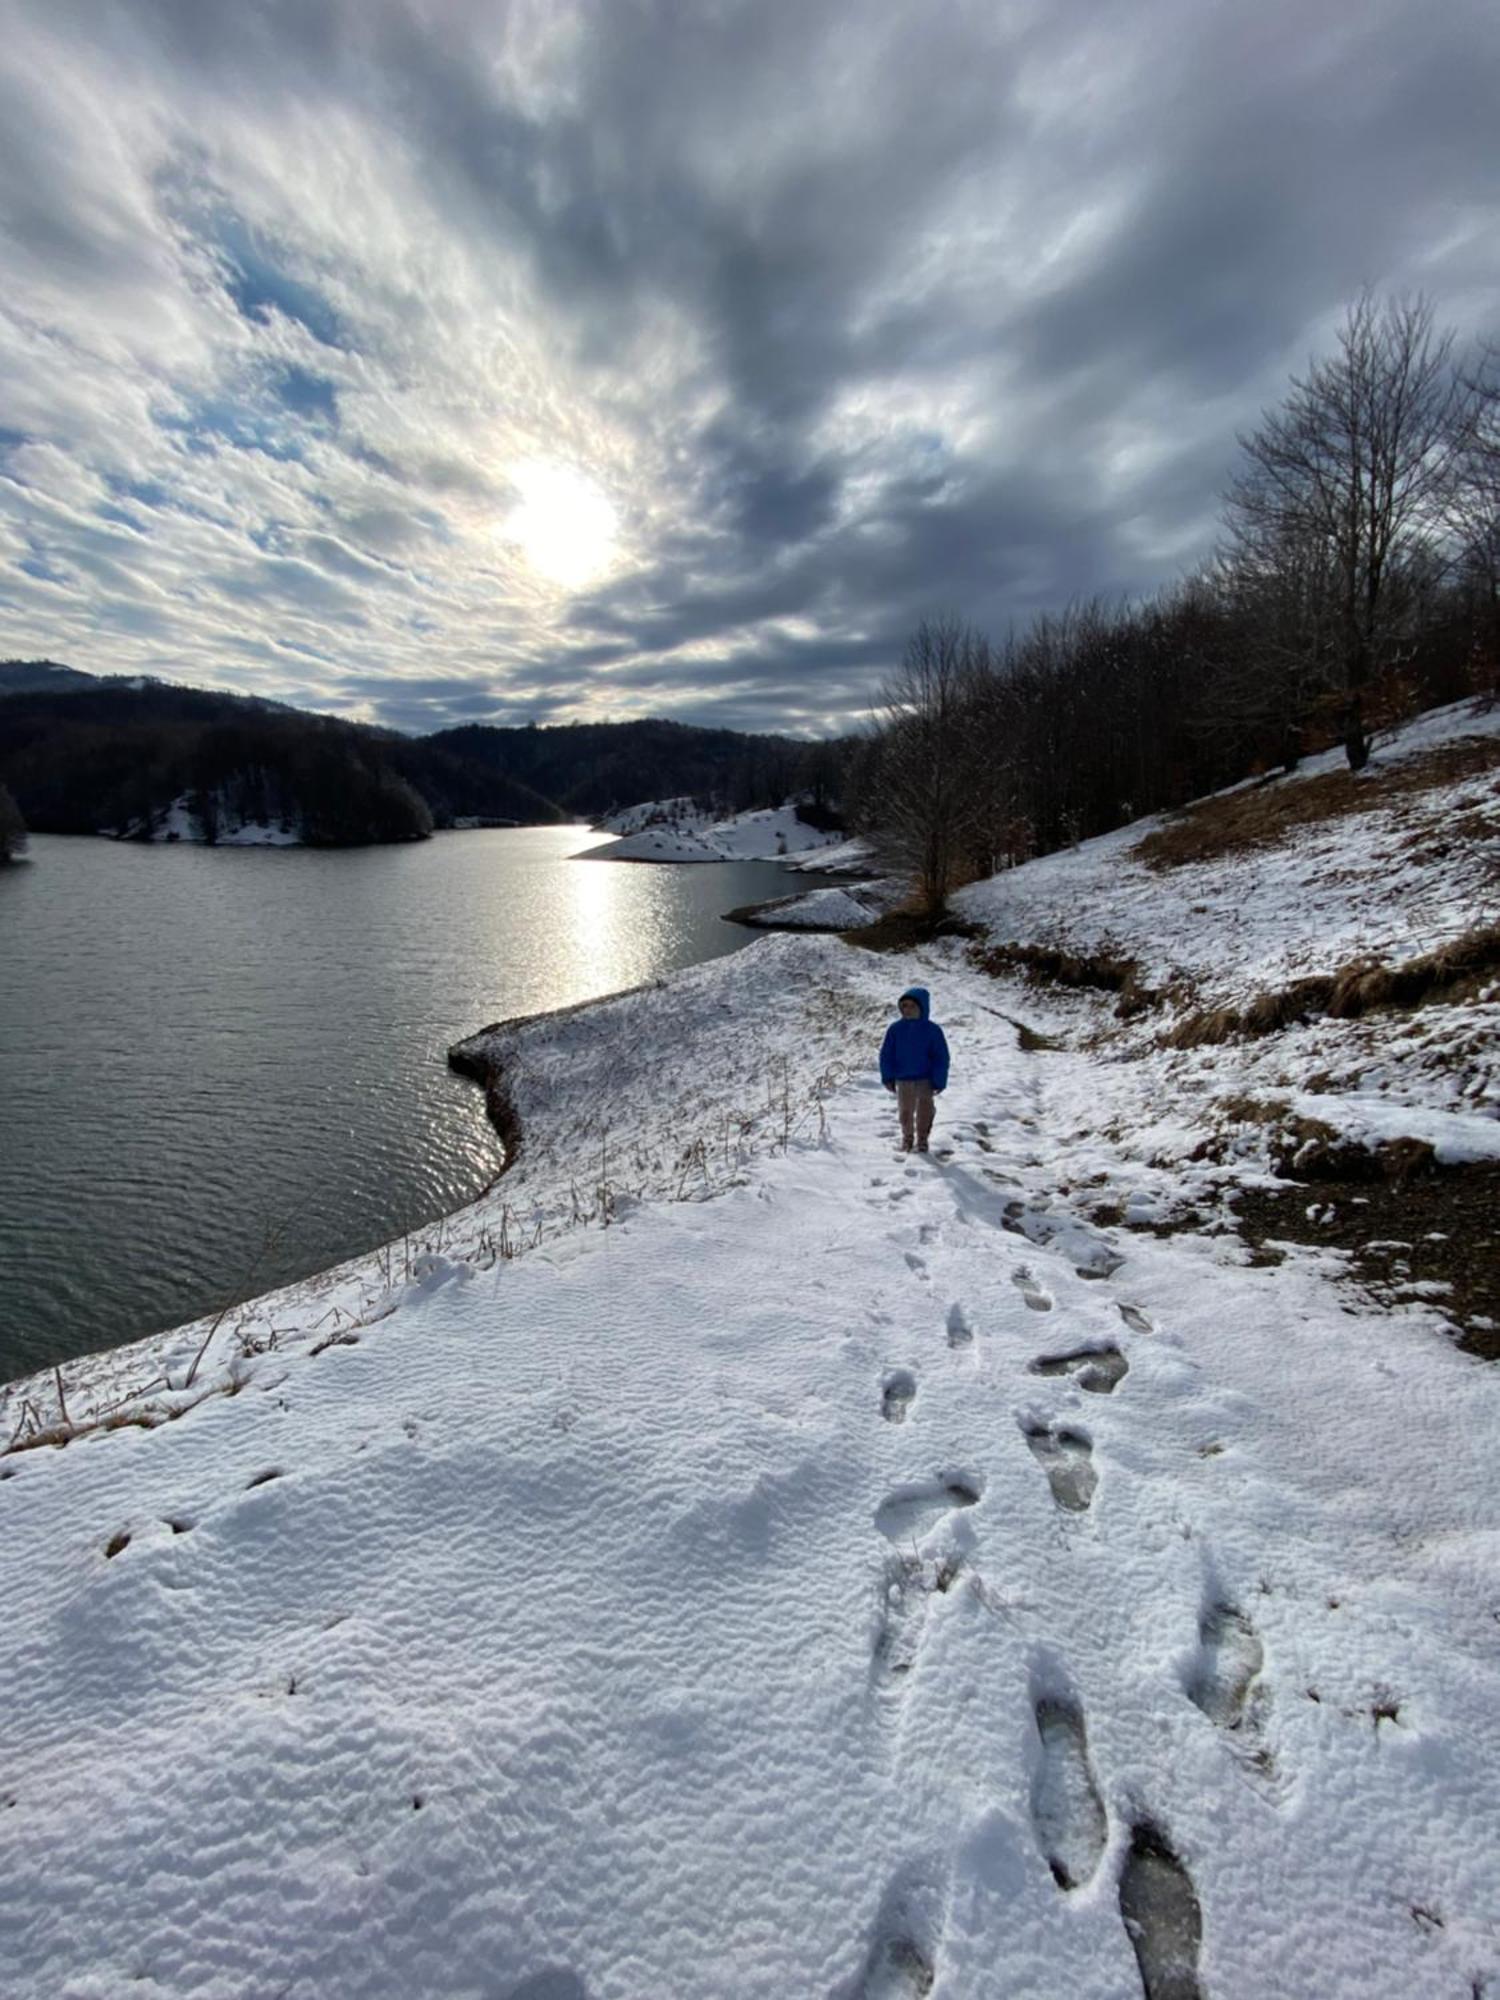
left=1, top=0, right=1497, bottom=736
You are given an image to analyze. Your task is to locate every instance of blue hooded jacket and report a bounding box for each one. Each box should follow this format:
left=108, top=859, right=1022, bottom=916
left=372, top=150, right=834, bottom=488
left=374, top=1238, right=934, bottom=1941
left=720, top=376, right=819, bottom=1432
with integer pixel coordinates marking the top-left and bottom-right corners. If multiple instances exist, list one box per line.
left=879, top=986, right=950, bottom=1091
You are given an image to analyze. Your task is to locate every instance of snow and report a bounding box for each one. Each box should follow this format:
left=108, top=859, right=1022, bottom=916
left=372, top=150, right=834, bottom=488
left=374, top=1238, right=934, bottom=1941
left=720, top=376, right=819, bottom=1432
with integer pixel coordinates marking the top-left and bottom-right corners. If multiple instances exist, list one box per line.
left=585, top=801, right=843, bottom=863
left=124, top=795, right=303, bottom=846
left=733, top=884, right=879, bottom=929
left=596, top=795, right=699, bottom=835
left=5, top=709, right=1500, bottom=1998
left=785, top=834, right=876, bottom=875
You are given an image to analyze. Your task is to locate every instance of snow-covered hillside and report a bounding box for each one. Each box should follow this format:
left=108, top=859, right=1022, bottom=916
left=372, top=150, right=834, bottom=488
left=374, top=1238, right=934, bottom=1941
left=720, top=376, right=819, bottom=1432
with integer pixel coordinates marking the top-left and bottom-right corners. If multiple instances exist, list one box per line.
left=957, top=696, right=1500, bottom=1003
left=3, top=703, right=1498, bottom=2000
left=585, top=799, right=842, bottom=862
left=120, top=794, right=303, bottom=845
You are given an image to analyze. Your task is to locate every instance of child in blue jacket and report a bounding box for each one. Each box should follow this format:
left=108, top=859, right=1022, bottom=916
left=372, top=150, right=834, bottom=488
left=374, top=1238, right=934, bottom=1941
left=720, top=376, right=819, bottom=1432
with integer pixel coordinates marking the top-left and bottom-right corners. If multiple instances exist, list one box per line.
left=879, top=986, right=950, bottom=1152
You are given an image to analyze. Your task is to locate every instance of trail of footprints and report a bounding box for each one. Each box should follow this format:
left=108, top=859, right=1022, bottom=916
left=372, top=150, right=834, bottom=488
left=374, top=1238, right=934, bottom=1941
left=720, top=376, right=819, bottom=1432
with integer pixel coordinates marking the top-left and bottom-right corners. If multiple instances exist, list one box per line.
left=863, top=1201, right=1230, bottom=2000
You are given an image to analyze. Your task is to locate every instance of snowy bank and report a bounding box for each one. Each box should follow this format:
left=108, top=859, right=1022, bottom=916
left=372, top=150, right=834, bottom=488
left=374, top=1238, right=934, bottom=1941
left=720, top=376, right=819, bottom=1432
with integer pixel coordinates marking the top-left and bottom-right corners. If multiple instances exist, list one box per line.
left=584, top=800, right=842, bottom=863
left=724, top=884, right=880, bottom=931
left=4, top=721, right=1500, bottom=1998
left=955, top=696, right=1500, bottom=1004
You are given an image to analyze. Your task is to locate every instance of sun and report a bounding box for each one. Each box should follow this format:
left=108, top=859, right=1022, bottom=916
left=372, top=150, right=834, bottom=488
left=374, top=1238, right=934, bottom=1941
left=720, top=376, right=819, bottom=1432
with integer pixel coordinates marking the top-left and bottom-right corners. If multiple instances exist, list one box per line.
left=504, top=459, right=619, bottom=590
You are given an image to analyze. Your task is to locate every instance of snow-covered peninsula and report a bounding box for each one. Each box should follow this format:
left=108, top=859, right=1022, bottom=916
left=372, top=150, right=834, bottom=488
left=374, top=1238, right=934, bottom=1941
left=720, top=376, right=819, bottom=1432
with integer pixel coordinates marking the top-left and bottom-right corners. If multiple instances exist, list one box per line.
left=583, top=798, right=844, bottom=863
left=2, top=700, right=1497, bottom=2000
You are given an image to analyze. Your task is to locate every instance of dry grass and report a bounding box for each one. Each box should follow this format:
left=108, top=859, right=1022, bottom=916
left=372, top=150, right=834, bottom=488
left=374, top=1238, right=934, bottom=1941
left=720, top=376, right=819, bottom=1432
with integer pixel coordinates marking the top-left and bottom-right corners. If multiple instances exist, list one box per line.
left=968, top=941, right=1164, bottom=1018
left=1132, top=735, right=1500, bottom=872
left=1163, top=924, right=1500, bottom=1048
left=847, top=906, right=980, bottom=954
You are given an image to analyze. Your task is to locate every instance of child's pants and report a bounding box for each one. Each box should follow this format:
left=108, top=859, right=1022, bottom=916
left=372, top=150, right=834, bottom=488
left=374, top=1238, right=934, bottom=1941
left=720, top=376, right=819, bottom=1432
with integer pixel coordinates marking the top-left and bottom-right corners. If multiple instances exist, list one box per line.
left=896, top=1079, right=935, bottom=1149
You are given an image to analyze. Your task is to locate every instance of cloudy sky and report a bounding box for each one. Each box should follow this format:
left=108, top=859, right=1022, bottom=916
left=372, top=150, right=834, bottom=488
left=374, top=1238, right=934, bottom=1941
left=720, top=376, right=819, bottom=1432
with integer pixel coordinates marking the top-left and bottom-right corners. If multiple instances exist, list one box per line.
left=1, top=0, right=1496, bottom=736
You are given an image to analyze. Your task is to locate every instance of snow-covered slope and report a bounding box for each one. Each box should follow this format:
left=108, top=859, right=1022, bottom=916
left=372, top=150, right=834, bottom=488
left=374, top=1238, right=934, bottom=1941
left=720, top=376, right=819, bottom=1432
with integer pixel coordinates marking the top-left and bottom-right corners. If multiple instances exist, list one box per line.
left=585, top=800, right=841, bottom=863
left=731, top=883, right=880, bottom=929
left=956, top=696, right=1500, bottom=1002
left=120, top=794, right=303, bottom=845
left=4, top=710, right=1499, bottom=2000
left=951, top=697, right=1500, bottom=1197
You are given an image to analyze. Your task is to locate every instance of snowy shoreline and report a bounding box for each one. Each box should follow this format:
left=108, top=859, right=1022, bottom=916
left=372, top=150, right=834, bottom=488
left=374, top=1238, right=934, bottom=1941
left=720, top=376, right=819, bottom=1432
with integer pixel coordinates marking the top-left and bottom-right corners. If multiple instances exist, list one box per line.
left=4, top=926, right=1497, bottom=1999
left=3, top=703, right=1497, bottom=1998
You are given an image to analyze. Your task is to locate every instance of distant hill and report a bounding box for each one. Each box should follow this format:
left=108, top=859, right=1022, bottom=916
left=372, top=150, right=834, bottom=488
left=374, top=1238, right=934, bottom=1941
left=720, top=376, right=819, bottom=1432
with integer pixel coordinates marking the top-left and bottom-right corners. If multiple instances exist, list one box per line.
left=0, top=662, right=850, bottom=848
left=426, top=716, right=816, bottom=819
left=0, top=659, right=106, bottom=696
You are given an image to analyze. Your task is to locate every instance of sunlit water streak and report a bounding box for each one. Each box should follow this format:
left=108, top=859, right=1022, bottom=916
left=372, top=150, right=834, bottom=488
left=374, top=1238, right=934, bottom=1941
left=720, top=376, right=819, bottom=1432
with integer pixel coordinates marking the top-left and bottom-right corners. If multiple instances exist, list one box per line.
left=0, top=828, right=833, bottom=1381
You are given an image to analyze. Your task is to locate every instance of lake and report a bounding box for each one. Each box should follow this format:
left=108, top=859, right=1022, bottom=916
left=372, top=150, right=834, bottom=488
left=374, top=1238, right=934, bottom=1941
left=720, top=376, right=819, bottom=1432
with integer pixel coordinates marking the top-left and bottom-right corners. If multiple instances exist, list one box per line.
left=0, top=829, right=832, bottom=1384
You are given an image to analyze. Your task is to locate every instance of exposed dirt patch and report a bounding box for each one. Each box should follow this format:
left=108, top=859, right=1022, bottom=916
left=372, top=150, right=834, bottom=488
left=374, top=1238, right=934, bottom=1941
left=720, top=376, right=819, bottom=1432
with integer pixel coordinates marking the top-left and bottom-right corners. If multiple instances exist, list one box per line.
left=1132, top=733, right=1500, bottom=872
left=1231, top=1162, right=1500, bottom=1360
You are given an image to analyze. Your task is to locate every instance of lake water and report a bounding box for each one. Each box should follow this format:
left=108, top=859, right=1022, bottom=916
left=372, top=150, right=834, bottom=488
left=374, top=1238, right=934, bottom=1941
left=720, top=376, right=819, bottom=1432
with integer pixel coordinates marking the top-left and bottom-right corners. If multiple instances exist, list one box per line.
left=0, top=829, right=831, bottom=1384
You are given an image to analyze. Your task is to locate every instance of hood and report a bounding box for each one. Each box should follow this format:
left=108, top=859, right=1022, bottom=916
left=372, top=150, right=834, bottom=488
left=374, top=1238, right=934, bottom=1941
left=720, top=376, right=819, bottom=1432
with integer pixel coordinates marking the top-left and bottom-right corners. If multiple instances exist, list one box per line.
left=899, top=986, right=930, bottom=1021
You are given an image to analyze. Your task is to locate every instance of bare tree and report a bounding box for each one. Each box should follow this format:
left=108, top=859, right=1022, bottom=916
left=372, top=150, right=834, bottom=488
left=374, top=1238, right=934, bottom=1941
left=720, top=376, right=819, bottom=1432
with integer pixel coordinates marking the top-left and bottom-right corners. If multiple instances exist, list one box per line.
left=1452, top=339, right=1500, bottom=694
left=1224, top=293, right=1474, bottom=768
left=871, top=617, right=988, bottom=913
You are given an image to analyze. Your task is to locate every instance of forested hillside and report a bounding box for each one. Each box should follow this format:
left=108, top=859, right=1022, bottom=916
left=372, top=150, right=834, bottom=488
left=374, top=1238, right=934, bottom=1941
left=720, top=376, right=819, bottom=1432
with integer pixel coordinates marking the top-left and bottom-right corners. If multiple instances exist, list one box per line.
left=424, top=716, right=842, bottom=820
left=0, top=667, right=843, bottom=846
left=0, top=682, right=443, bottom=846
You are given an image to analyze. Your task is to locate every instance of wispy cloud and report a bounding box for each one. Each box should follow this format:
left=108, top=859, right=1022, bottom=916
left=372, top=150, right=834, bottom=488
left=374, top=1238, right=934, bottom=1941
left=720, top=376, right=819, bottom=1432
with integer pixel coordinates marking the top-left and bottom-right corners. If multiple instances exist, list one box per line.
left=1, top=0, right=1496, bottom=733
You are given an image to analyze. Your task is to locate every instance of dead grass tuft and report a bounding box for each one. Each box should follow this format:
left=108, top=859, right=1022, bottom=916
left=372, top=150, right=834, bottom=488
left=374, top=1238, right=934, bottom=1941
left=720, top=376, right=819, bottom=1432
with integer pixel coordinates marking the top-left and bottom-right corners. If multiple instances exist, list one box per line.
left=1215, top=1093, right=1293, bottom=1126
left=969, top=940, right=1163, bottom=1017
left=848, top=905, right=980, bottom=954
left=1133, top=734, right=1500, bottom=871
left=1164, top=924, right=1500, bottom=1048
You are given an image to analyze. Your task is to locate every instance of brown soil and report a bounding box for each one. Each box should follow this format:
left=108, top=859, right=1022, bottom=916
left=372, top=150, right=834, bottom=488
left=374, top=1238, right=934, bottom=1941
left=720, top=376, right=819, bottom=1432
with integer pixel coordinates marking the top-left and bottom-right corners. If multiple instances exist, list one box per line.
left=1231, top=1161, right=1500, bottom=1361
left=1132, top=733, right=1500, bottom=872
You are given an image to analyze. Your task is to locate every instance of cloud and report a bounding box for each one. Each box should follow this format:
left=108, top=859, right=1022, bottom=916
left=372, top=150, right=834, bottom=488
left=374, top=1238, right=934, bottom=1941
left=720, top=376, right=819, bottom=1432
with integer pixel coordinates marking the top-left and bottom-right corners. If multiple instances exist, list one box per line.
left=1, top=0, right=1496, bottom=735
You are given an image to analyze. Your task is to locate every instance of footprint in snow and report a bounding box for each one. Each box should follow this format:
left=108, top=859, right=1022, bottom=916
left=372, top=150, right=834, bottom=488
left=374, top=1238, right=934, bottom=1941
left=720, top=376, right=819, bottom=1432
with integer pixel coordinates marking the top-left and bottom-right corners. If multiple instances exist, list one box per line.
left=1118, top=1303, right=1155, bottom=1336
left=1118, top=1821, right=1205, bottom=2000
left=1184, top=1599, right=1279, bottom=1791
left=873, top=1552, right=932, bottom=1691
left=1022, top=1424, right=1097, bottom=1513
left=1011, top=1266, right=1053, bottom=1312
left=1185, top=1600, right=1265, bottom=1732
left=848, top=1854, right=950, bottom=1998
left=1030, top=1695, right=1108, bottom=1890
left=504, top=1972, right=590, bottom=2000
left=1029, top=1345, right=1129, bottom=1394
left=904, top=1251, right=929, bottom=1280
left=881, top=1370, right=917, bottom=1423
left=1074, top=1246, right=1126, bottom=1280
left=875, top=1475, right=982, bottom=1544
left=945, top=1303, right=974, bottom=1350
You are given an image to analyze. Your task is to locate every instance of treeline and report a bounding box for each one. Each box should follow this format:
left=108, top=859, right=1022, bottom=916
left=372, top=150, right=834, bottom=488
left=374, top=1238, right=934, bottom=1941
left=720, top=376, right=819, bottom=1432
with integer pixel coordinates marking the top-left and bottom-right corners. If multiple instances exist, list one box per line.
left=0, top=685, right=439, bottom=846
left=423, top=716, right=846, bottom=822
left=0, top=674, right=846, bottom=846
left=857, top=295, right=1499, bottom=909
